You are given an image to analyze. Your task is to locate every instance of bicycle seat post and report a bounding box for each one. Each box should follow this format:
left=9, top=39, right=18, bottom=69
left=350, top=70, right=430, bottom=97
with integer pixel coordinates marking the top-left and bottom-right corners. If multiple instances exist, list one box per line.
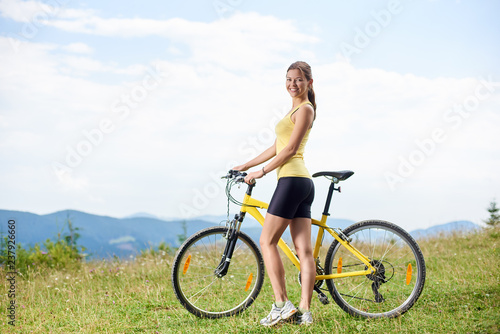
left=312, top=170, right=353, bottom=217
left=322, top=178, right=340, bottom=217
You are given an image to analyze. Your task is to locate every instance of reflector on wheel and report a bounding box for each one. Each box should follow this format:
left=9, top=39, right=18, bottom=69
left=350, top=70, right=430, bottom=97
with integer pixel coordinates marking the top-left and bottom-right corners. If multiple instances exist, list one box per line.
left=245, top=273, right=253, bottom=291
left=406, top=263, right=412, bottom=285
left=183, top=255, right=191, bottom=275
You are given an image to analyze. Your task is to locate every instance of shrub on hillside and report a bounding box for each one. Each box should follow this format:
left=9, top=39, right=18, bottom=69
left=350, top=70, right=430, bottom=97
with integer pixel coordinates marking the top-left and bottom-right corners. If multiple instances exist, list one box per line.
left=139, top=241, right=174, bottom=258
left=0, top=236, right=85, bottom=274
left=0, top=218, right=85, bottom=274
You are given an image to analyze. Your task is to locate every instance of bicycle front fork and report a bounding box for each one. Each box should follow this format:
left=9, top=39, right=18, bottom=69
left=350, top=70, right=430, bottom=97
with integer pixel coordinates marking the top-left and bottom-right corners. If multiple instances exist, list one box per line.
left=213, top=224, right=239, bottom=278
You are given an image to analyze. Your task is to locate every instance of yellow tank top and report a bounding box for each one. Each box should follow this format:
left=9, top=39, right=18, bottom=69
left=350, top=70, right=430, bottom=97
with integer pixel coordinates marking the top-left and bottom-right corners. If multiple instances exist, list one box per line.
left=275, top=101, right=313, bottom=179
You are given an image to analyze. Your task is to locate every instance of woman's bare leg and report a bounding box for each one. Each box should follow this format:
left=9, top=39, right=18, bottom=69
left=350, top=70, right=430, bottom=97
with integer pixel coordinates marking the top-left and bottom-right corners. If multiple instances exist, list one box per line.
left=289, top=217, right=315, bottom=310
left=259, top=212, right=292, bottom=303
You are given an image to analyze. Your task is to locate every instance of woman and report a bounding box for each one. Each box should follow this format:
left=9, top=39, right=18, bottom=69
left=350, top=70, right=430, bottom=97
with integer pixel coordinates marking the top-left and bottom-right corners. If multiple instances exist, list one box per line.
left=233, top=61, right=316, bottom=326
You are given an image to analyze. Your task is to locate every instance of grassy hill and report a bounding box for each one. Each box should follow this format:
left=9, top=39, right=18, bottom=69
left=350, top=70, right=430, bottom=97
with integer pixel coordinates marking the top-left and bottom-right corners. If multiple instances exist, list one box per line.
left=1, top=227, right=498, bottom=333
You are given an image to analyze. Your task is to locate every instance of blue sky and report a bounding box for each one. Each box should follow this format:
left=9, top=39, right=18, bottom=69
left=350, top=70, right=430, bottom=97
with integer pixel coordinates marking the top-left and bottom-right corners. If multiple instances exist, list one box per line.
left=1, top=0, right=499, bottom=231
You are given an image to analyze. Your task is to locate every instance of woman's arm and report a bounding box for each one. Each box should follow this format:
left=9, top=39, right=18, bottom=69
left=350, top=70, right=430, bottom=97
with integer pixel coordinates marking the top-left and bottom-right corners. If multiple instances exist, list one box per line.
left=233, top=141, right=276, bottom=171
left=243, top=104, right=314, bottom=183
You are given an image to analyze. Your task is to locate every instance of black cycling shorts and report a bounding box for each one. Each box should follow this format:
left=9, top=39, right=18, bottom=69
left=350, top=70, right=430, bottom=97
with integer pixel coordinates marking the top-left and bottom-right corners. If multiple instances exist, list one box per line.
left=267, top=177, right=315, bottom=219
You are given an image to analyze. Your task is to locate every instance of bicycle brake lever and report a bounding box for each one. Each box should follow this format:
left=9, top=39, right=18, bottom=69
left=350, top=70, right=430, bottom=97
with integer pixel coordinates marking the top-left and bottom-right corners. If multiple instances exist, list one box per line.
left=222, top=170, right=236, bottom=179
left=221, top=170, right=247, bottom=180
left=235, top=176, right=246, bottom=183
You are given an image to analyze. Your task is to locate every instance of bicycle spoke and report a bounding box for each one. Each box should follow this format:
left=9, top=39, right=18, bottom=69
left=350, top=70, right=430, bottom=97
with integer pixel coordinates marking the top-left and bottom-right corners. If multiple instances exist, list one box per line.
left=325, top=220, right=426, bottom=318
left=172, top=227, right=264, bottom=318
left=187, top=277, right=218, bottom=302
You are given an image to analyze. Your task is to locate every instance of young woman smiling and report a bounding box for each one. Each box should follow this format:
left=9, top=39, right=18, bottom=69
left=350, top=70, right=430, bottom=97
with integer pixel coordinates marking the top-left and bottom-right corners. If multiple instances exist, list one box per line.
left=233, top=61, right=317, bottom=326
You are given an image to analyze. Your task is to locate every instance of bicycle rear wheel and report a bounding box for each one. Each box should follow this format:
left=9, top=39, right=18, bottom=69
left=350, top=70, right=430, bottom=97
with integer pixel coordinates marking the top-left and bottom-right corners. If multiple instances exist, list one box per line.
left=324, top=220, right=426, bottom=318
left=171, top=226, right=265, bottom=318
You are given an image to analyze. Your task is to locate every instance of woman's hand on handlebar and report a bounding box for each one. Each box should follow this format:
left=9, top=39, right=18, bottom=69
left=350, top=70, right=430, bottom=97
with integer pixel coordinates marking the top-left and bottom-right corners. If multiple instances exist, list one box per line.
left=232, top=164, right=248, bottom=172
left=233, top=164, right=266, bottom=185
left=243, top=169, right=265, bottom=185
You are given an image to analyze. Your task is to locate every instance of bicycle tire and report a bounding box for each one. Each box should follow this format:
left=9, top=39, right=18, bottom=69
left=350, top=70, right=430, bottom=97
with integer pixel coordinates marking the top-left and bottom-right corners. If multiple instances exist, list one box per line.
left=171, top=226, right=265, bottom=318
left=324, top=220, right=426, bottom=318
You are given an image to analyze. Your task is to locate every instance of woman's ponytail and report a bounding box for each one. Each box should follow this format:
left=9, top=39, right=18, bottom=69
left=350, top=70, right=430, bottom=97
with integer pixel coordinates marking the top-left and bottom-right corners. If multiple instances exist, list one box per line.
left=308, top=84, right=316, bottom=113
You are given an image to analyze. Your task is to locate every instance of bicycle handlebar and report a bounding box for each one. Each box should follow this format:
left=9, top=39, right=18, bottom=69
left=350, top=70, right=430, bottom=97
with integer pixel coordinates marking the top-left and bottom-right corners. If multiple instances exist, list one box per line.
left=221, top=170, right=247, bottom=183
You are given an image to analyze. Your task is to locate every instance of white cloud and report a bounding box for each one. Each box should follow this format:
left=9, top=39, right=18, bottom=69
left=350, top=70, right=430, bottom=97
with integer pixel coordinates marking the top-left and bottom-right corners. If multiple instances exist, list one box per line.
left=55, top=170, right=90, bottom=192
left=62, top=42, right=93, bottom=54
left=0, top=0, right=55, bottom=22
left=0, top=0, right=94, bottom=22
left=0, top=4, right=499, bottom=229
left=39, top=5, right=317, bottom=70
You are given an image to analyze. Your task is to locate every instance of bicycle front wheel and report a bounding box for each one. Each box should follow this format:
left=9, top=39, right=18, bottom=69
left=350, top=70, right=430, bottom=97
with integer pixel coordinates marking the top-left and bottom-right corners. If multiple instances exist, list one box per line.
left=324, top=220, right=426, bottom=318
left=171, top=226, right=265, bottom=318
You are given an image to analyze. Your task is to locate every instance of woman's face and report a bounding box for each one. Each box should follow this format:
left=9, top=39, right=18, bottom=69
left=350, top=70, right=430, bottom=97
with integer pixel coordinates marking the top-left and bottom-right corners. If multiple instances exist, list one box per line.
left=286, top=69, right=311, bottom=99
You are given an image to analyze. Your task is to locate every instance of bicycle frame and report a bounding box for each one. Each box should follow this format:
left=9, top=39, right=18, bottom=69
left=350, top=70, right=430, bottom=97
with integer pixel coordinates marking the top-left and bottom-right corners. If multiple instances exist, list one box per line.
left=239, top=188, right=377, bottom=280
left=172, top=172, right=426, bottom=319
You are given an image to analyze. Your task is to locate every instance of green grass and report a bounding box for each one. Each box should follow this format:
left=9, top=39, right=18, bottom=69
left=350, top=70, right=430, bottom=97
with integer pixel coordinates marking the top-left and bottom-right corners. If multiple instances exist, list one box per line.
left=1, top=228, right=499, bottom=333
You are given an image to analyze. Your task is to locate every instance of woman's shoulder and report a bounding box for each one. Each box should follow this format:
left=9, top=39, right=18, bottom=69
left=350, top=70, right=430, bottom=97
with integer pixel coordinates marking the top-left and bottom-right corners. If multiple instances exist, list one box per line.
left=294, top=102, right=314, bottom=117
left=290, top=102, right=315, bottom=124
left=291, top=101, right=314, bottom=113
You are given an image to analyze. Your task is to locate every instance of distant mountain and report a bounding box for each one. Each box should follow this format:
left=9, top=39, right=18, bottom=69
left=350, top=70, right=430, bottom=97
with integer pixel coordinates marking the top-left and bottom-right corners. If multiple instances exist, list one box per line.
left=0, top=209, right=481, bottom=259
left=409, top=220, right=480, bottom=239
left=0, top=209, right=216, bottom=259
left=123, top=212, right=160, bottom=220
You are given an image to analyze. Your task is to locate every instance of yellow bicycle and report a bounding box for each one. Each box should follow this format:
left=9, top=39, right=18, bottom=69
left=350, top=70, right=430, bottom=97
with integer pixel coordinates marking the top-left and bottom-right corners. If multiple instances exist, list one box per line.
left=172, top=170, right=426, bottom=319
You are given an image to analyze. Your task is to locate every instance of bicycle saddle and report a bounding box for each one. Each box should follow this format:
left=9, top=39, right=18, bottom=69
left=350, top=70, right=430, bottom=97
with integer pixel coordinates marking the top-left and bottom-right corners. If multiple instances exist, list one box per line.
left=312, top=170, right=354, bottom=181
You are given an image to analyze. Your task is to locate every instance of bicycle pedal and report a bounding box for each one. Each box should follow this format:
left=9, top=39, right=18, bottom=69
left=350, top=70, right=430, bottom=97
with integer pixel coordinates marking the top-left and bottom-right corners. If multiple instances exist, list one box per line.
left=317, top=291, right=330, bottom=305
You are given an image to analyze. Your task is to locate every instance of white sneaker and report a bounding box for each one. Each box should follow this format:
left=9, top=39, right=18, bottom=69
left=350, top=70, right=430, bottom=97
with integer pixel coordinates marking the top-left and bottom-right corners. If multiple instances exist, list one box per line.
left=260, top=300, right=297, bottom=326
left=296, top=311, right=313, bottom=325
